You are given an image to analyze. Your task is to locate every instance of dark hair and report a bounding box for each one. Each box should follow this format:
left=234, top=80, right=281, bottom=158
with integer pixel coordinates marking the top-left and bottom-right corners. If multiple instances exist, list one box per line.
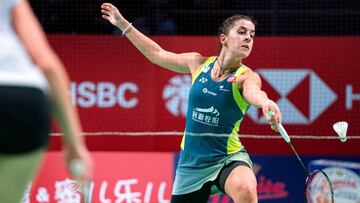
left=218, top=15, right=257, bottom=35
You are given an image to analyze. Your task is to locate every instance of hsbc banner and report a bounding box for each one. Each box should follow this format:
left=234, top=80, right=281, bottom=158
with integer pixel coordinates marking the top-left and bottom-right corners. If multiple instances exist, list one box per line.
left=48, top=36, right=360, bottom=153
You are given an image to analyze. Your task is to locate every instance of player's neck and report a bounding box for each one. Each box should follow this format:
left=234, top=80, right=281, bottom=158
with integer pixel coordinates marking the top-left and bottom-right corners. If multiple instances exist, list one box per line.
left=216, top=55, right=241, bottom=77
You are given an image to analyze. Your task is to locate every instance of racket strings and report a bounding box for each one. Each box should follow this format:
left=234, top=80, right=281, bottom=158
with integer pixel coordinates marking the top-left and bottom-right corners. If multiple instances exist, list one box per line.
left=305, top=170, right=334, bottom=203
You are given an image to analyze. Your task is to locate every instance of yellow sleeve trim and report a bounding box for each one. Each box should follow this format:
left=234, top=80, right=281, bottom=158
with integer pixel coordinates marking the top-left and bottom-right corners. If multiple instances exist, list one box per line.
left=180, top=129, right=186, bottom=150
left=227, top=119, right=243, bottom=154
left=191, top=56, right=217, bottom=84
left=232, top=65, right=251, bottom=114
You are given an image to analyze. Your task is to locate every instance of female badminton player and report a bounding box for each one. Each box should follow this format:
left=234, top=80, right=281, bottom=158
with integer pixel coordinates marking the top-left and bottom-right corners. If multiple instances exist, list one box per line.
left=101, top=3, right=282, bottom=203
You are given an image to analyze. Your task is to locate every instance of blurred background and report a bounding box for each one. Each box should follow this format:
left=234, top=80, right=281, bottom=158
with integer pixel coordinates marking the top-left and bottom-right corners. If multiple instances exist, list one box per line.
left=30, top=0, right=360, bottom=35
left=26, top=0, right=360, bottom=202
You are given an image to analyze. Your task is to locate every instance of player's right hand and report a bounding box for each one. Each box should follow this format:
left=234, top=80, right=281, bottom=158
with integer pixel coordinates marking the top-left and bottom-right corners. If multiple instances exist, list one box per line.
left=101, top=3, right=125, bottom=29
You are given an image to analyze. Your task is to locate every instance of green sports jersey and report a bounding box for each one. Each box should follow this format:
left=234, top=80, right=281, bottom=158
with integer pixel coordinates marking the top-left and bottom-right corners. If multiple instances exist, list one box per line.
left=181, top=56, right=250, bottom=161
left=172, top=56, right=253, bottom=195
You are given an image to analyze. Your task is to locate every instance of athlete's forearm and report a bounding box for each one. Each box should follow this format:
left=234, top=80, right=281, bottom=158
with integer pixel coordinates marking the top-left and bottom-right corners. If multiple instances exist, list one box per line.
left=101, top=3, right=195, bottom=73
left=243, top=88, right=269, bottom=108
left=243, top=81, right=281, bottom=123
left=42, top=57, right=85, bottom=150
left=241, top=71, right=270, bottom=108
left=119, top=21, right=164, bottom=65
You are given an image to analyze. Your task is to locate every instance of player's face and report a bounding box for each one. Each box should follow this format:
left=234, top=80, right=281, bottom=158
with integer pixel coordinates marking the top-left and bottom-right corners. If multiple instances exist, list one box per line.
left=224, top=19, right=255, bottom=59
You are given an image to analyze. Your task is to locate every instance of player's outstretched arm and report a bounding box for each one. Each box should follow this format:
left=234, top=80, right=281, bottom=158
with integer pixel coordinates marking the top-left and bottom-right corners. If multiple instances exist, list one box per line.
left=13, top=0, right=93, bottom=181
left=101, top=3, right=205, bottom=75
left=241, top=70, right=282, bottom=129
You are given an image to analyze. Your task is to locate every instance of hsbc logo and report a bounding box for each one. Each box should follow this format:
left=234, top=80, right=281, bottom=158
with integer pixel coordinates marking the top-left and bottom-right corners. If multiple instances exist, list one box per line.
left=247, top=69, right=337, bottom=125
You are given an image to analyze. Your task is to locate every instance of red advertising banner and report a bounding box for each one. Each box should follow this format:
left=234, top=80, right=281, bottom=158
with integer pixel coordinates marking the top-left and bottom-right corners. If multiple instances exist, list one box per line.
left=27, top=152, right=173, bottom=203
left=48, top=36, right=360, bottom=155
left=22, top=152, right=360, bottom=203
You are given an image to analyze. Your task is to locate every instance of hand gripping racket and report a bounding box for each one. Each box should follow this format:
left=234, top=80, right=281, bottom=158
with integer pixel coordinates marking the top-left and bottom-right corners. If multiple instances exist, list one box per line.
left=268, top=111, right=334, bottom=203
left=70, top=159, right=92, bottom=203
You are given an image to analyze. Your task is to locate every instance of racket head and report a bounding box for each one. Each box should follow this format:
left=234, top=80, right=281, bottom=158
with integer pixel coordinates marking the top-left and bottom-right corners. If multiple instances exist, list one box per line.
left=304, top=169, right=334, bottom=203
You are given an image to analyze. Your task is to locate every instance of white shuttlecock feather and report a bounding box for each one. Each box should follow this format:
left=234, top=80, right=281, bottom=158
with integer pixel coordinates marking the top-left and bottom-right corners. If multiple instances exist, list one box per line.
left=333, top=121, right=348, bottom=142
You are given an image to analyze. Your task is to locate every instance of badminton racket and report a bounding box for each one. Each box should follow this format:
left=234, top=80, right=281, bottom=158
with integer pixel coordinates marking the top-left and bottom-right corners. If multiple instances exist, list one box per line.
left=268, top=111, right=334, bottom=203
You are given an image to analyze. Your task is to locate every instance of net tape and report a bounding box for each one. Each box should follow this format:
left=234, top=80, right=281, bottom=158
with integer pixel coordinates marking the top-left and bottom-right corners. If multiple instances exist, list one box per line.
left=50, top=132, right=360, bottom=139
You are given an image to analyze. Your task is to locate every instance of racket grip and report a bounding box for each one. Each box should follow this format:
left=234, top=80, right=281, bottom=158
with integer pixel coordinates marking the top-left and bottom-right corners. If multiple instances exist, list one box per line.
left=267, top=110, right=291, bottom=143
left=277, top=123, right=291, bottom=143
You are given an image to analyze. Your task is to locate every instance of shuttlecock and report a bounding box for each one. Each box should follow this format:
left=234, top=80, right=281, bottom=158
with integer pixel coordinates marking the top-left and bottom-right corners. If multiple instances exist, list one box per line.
left=333, top=121, right=348, bottom=142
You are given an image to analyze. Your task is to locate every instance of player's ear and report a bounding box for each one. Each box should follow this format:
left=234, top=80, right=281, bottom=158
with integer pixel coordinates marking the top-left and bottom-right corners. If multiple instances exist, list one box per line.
left=219, top=34, right=227, bottom=47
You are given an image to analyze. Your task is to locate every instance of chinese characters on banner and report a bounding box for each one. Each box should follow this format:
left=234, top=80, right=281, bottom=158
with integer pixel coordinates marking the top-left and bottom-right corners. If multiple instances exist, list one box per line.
left=26, top=152, right=173, bottom=203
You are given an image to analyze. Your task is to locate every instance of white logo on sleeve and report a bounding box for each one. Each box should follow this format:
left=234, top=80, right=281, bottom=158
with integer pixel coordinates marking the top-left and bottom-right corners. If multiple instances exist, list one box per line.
left=199, top=77, right=208, bottom=83
left=202, top=65, right=210, bottom=73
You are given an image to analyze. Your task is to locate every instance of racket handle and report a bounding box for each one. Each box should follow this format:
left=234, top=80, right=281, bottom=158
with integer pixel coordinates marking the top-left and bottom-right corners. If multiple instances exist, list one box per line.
left=277, top=123, right=291, bottom=143
left=267, top=110, right=291, bottom=143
